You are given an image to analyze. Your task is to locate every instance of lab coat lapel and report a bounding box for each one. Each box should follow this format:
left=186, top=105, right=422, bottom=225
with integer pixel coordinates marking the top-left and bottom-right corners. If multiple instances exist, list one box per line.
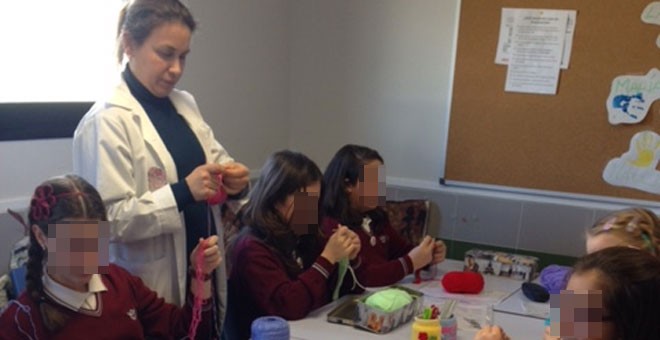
left=108, top=82, right=179, bottom=183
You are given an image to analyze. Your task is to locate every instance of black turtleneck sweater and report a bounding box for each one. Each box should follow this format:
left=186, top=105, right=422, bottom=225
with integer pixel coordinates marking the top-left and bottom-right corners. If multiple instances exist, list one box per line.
left=123, top=66, right=216, bottom=262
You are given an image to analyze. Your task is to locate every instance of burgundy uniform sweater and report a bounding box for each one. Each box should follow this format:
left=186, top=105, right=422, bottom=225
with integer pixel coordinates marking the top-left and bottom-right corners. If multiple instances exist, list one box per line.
left=321, top=215, right=415, bottom=287
left=0, top=264, right=211, bottom=340
left=227, top=234, right=338, bottom=339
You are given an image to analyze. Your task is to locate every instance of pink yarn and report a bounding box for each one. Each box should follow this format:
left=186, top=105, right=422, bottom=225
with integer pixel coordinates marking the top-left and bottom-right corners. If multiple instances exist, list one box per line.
left=188, top=239, right=207, bottom=339
left=189, top=175, right=222, bottom=338
left=207, top=174, right=227, bottom=205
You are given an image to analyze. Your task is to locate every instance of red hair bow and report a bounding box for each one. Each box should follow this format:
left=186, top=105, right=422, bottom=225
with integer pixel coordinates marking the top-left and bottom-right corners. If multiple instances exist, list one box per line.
left=30, top=185, right=57, bottom=221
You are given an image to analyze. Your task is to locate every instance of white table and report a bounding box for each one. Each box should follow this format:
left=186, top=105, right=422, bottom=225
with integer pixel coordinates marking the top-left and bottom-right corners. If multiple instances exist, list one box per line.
left=289, top=260, right=545, bottom=339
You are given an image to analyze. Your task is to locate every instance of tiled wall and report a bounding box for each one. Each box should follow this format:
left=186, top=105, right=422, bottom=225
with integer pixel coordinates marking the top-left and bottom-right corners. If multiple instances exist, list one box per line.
left=386, top=184, right=622, bottom=260
left=0, top=183, right=644, bottom=276
left=0, top=211, right=27, bottom=277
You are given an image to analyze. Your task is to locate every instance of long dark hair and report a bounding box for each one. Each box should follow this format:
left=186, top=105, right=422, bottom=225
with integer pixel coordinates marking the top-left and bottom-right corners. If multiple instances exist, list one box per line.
left=26, top=175, right=107, bottom=331
left=320, top=144, right=384, bottom=231
left=571, top=247, right=660, bottom=339
left=238, top=150, right=322, bottom=276
left=116, top=0, right=196, bottom=63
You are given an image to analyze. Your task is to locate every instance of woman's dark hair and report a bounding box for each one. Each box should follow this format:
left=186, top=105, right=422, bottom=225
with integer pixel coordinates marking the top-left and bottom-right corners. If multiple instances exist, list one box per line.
left=571, top=247, right=660, bottom=340
left=116, top=0, right=197, bottom=63
left=25, top=174, right=107, bottom=331
left=320, top=144, right=384, bottom=231
left=238, top=150, right=322, bottom=276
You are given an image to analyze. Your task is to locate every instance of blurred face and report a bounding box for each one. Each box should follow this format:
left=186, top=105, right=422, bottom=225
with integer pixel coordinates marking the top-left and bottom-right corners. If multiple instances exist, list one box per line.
left=278, top=181, right=321, bottom=235
left=124, top=22, right=191, bottom=97
left=586, top=233, right=629, bottom=254
left=34, top=219, right=110, bottom=292
left=550, top=270, right=615, bottom=340
left=348, top=160, right=385, bottom=213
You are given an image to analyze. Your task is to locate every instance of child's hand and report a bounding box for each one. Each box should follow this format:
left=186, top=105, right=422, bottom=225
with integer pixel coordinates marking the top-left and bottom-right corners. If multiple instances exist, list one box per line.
left=190, top=235, right=222, bottom=276
left=431, top=239, right=446, bottom=264
left=408, top=236, right=434, bottom=271
left=543, top=326, right=559, bottom=340
left=474, top=325, right=509, bottom=340
left=322, top=226, right=357, bottom=264
left=346, top=229, right=361, bottom=260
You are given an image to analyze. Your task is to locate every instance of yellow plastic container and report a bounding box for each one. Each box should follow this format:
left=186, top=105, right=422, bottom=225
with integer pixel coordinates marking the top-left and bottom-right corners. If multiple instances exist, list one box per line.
left=410, top=316, right=441, bottom=340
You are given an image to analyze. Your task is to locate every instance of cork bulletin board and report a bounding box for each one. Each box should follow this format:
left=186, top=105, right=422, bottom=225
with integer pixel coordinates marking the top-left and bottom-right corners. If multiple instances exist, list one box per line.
left=445, top=0, right=660, bottom=201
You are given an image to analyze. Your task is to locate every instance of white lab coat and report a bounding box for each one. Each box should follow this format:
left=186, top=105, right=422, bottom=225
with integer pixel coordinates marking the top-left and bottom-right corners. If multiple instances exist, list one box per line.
left=73, top=79, right=232, bottom=329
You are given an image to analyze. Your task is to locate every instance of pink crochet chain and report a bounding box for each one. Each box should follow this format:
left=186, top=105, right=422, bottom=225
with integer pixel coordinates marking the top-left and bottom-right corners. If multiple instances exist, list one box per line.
left=188, top=238, right=207, bottom=340
left=188, top=173, right=227, bottom=339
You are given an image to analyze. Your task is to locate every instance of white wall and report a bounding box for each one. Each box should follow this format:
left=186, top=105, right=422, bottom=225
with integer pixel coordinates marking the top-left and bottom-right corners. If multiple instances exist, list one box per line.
left=289, top=0, right=458, bottom=180
left=183, top=0, right=290, bottom=170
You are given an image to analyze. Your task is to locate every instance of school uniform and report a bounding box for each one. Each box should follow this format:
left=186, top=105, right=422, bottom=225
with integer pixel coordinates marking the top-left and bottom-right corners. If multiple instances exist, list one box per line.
left=321, top=213, right=415, bottom=287
left=0, top=264, right=211, bottom=340
left=226, top=233, right=337, bottom=340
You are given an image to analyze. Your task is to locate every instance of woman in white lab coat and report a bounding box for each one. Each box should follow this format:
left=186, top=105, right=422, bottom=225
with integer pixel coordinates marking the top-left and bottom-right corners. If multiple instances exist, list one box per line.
left=72, top=0, right=249, bottom=336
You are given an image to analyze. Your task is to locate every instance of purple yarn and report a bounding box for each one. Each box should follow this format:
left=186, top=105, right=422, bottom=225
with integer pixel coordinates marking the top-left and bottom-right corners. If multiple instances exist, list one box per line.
left=539, top=265, right=572, bottom=294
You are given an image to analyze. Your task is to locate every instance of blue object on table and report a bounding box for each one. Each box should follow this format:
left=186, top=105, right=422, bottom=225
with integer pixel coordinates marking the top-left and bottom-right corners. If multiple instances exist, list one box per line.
left=251, top=316, right=289, bottom=340
left=9, top=265, right=26, bottom=298
left=522, top=282, right=550, bottom=303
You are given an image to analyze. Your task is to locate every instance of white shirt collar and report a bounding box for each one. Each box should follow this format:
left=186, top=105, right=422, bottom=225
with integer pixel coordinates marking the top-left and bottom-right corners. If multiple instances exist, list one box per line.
left=42, top=273, right=107, bottom=312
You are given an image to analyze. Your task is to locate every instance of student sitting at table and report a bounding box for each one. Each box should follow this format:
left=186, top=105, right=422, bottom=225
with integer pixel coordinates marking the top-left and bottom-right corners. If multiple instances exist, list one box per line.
left=0, top=175, right=220, bottom=339
left=226, top=151, right=361, bottom=340
left=320, top=144, right=446, bottom=287
left=585, top=207, right=660, bottom=255
left=536, top=207, right=660, bottom=339
left=482, top=247, right=660, bottom=340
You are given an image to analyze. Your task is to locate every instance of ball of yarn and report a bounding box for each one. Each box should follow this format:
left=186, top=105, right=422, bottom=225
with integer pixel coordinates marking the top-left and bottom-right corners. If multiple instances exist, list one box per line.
left=207, top=174, right=227, bottom=205
left=441, top=271, right=485, bottom=294
left=251, top=316, right=289, bottom=340
left=365, top=288, right=413, bottom=312
left=521, top=282, right=550, bottom=303
left=539, top=265, right=571, bottom=294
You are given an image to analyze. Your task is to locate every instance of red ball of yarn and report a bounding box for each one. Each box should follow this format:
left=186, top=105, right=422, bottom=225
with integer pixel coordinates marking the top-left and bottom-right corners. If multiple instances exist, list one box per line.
left=441, top=271, right=485, bottom=294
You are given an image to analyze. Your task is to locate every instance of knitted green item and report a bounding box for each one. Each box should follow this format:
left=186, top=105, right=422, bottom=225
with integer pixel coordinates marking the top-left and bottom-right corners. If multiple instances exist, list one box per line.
left=333, top=257, right=349, bottom=301
left=364, top=288, right=413, bottom=312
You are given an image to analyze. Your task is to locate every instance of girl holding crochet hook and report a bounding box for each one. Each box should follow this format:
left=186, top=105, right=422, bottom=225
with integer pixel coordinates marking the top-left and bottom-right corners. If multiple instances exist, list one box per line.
left=0, top=175, right=220, bottom=339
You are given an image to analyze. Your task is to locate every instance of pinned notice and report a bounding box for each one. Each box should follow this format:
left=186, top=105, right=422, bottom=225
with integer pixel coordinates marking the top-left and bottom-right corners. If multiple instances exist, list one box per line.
left=503, top=9, right=570, bottom=95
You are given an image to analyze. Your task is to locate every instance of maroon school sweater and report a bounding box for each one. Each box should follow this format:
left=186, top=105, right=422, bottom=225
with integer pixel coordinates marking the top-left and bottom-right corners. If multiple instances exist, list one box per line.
left=228, top=234, right=338, bottom=339
left=0, top=264, right=211, bottom=340
left=321, top=215, right=415, bottom=287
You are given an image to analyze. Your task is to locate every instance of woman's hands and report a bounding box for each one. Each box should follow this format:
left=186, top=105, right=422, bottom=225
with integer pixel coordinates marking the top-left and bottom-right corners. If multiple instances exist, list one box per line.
left=322, top=226, right=360, bottom=264
left=219, top=162, right=249, bottom=195
left=185, top=162, right=250, bottom=202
